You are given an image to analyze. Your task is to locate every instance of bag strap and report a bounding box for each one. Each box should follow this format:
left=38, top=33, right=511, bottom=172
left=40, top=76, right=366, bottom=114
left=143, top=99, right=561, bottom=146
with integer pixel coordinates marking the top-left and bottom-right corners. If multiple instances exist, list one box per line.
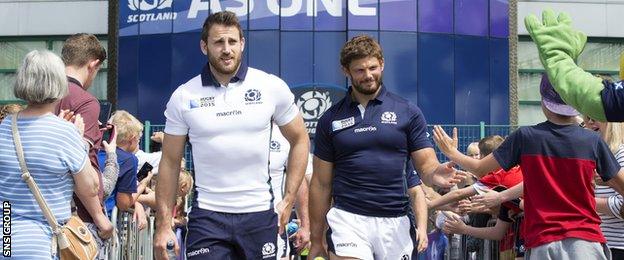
left=10, top=113, right=63, bottom=233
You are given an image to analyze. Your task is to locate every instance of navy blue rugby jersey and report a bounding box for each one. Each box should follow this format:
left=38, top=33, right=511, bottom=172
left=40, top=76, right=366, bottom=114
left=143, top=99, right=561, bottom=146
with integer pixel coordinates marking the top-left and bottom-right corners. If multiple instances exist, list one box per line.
left=314, top=86, right=431, bottom=217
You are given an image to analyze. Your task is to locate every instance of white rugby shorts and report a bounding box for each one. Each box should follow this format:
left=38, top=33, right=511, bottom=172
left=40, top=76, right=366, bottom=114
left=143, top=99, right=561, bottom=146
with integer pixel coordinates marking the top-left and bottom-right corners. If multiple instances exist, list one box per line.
left=326, top=207, right=413, bottom=260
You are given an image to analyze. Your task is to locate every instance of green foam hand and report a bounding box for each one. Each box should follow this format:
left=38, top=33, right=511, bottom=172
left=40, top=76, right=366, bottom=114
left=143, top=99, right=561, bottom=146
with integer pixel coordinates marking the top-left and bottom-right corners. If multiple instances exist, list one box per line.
left=525, top=10, right=586, bottom=62
left=524, top=9, right=607, bottom=121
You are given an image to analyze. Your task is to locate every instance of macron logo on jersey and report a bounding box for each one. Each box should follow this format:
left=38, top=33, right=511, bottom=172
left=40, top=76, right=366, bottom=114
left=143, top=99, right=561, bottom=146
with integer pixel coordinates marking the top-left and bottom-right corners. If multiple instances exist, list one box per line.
left=354, top=126, right=377, bottom=133
left=216, top=110, right=242, bottom=117
left=187, top=247, right=210, bottom=257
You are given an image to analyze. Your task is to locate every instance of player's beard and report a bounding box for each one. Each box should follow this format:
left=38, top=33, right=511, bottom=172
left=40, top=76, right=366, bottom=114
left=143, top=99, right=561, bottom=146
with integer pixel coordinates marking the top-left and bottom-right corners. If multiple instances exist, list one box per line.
left=351, top=74, right=383, bottom=95
left=208, top=52, right=241, bottom=76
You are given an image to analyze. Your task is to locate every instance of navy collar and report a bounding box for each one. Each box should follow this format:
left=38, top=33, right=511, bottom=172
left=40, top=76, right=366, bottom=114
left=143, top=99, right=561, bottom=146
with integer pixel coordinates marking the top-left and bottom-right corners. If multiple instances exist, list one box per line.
left=200, top=61, right=248, bottom=87
left=346, top=85, right=388, bottom=107
left=67, top=76, right=83, bottom=89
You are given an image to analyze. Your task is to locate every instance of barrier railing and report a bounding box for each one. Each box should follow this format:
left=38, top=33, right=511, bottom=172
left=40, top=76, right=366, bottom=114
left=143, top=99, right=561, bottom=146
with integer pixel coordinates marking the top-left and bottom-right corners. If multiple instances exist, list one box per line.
left=105, top=207, right=157, bottom=260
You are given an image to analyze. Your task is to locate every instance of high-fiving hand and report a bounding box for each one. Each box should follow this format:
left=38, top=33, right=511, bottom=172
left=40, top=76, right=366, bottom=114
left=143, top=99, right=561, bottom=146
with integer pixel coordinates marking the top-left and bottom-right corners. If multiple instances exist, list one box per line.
left=432, top=126, right=458, bottom=158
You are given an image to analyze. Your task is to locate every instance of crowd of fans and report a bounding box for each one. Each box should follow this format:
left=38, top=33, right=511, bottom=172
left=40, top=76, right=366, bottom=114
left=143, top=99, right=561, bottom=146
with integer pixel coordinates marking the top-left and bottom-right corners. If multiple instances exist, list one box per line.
left=0, top=35, right=196, bottom=259
left=2, top=11, right=624, bottom=260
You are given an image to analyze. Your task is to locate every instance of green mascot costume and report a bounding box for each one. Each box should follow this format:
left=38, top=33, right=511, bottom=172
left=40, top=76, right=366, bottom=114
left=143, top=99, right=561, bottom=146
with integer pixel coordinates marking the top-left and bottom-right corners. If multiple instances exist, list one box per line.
left=525, top=10, right=624, bottom=122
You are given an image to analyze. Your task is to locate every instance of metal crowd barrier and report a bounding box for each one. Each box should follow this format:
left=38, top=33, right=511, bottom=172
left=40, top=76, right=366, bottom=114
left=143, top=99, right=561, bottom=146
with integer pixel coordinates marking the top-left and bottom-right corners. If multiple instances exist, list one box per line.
left=105, top=207, right=159, bottom=260
left=443, top=216, right=523, bottom=260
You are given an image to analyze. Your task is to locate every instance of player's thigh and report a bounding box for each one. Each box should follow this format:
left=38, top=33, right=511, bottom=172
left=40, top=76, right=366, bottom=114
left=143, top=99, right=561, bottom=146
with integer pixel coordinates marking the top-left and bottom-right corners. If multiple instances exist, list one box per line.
left=185, top=208, right=236, bottom=259
left=326, top=207, right=374, bottom=260
left=330, top=251, right=363, bottom=260
left=374, top=215, right=413, bottom=259
left=233, top=209, right=279, bottom=259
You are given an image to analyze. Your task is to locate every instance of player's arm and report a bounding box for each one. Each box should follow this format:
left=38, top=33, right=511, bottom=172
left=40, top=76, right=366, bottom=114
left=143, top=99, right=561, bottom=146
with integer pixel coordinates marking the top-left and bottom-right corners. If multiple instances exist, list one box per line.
left=409, top=185, right=428, bottom=252
left=154, top=133, right=186, bottom=259
left=295, top=177, right=310, bottom=230
left=278, top=114, right=310, bottom=234
left=410, top=148, right=460, bottom=188
left=155, top=134, right=185, bottom=226
left=292, top=177, right=311, bottom=251
left=428, top=186, right=477, bottom=210
left=308, top=156, right=334, bottom=257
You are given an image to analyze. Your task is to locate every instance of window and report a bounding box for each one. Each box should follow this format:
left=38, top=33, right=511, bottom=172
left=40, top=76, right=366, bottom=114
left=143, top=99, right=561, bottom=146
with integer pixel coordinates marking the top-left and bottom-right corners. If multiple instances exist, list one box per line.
left=517, top=38, right=623, bottom=125
left=0, top=36, right=108, bottom=104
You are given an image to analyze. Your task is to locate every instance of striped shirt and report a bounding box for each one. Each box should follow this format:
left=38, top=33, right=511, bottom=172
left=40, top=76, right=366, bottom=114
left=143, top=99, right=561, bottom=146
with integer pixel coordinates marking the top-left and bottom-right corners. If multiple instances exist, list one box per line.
left=596, top=145, right=624, bottom=250
left=0, top=114, right=87, bottom=259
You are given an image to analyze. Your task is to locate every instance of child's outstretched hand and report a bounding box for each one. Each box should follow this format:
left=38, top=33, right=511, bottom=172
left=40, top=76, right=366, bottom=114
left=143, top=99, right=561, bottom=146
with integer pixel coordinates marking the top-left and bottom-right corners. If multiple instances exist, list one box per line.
left=432, top=126, right=458, bottom=157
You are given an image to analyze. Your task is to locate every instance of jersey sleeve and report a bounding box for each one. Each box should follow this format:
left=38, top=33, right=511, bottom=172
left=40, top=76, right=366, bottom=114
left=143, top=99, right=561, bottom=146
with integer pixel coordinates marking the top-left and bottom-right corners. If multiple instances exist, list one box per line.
left=492, top=129, right=523, bottom=171
left=601, top=80, right=624, bottom=122
left=271, top=75, right=299, bottom=126
left=405, top=160, right=422, bottom=188
left=406, top=104, right=433, bottom=152
left=595, top=139, right=621, bottom=182
left=164, top=88, right=190, bottom=136
left=313, top=112, right=335, bottom=162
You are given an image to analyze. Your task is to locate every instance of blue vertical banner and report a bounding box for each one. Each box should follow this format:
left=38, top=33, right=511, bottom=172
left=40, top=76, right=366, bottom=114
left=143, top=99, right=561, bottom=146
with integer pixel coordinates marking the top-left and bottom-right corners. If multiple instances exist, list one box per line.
left=418, top=0, right=453, bottom=34
left=380, top=0, right=416, bottom=31
left=118, top=0, right=511, bottom=125
left=348, top=0, right=378, bottom=30
left=315, top=0, right=347, bottom=31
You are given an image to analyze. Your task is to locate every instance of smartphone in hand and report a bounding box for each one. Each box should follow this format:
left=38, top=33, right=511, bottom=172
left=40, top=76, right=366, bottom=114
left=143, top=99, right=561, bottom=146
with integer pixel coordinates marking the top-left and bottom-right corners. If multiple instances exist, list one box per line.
left=137, top=162, right=153, bottom=181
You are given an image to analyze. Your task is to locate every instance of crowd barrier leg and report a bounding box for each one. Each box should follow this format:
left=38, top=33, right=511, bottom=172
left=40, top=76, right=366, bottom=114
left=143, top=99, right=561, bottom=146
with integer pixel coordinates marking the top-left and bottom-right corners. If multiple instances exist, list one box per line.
left=103, top=204, right=179, bottom=260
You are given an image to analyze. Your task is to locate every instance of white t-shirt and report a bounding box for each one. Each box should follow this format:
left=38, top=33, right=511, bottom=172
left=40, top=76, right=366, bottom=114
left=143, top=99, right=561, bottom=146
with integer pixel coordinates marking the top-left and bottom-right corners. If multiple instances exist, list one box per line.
left=164, top=67, right=299, bottom=213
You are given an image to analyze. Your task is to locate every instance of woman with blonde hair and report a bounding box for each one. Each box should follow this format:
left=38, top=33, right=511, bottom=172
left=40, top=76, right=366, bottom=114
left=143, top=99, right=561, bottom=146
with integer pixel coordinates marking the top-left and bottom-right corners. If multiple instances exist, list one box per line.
left=0, top=50, right=113, bottom=259
left=585, top=116, right=624, bottom=259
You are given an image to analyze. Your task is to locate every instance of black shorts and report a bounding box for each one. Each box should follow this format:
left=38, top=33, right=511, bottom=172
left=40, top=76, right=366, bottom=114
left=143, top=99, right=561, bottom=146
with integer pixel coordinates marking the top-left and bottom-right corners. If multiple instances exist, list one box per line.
left=185, top=207, right=278, bottom=259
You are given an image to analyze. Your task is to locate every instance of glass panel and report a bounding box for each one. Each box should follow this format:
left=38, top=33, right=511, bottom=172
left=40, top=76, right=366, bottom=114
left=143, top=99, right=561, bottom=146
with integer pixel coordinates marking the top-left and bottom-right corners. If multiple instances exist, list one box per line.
left=0, top=41, right=47, bottom=70
left=519, top=104, right=546, bottom=126
left=577, top=42, right=624, bottom=71
left=518, top=41, right=542, bottom=70
left=519, top=41, right=624, bottom=72
left=518, top=72, right=542, bottom=101
left=52, top=40, right=108, bottom=68
left=0, top=73, right=17, bottom=100
left=87, top=71, right=107, bottom=100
